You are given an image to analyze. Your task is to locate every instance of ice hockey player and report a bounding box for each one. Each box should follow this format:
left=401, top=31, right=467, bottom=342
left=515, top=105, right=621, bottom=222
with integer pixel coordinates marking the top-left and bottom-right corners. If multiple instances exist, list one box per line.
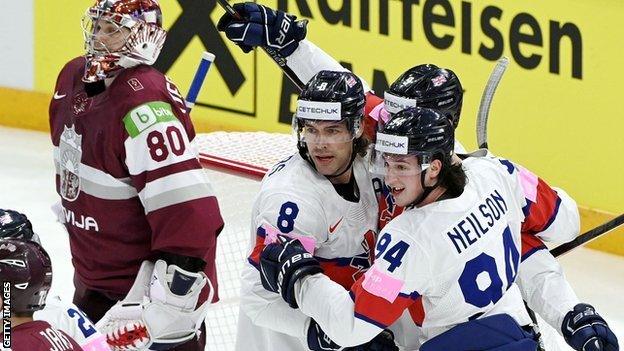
left=48, top=1, right=223, bottom=350
left=0, top=237, right=84, bottom=351
left=0, top=209, right=110, bottom=350
left=217, top=6, right=618, bottom=350
left=235, top=70, right=398, bottom=351
left=259, top=107, right=619, bottom=351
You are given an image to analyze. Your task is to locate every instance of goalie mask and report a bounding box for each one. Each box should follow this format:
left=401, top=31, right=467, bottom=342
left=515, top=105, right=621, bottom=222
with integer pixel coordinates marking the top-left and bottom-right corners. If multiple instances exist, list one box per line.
left=0, top=239, right=53, bottom=314
left=385, top=64, right=463, bottom=128
left=81, top=0, right=167, bottom=83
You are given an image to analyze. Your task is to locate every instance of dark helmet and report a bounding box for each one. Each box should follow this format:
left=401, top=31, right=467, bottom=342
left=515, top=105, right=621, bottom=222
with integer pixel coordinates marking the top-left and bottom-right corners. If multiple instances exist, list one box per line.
left=378, top=107, right=454, bottom=164
left=294, top=70, right=366, bottom=141
left=0, top=239, right=53, bottom=313
left=386, top=64, right=463, bottom=128
left=0, top=209, right=38, bottom=243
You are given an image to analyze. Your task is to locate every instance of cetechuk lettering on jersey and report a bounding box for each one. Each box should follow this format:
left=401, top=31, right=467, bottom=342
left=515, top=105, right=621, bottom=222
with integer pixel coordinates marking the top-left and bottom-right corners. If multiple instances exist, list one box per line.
left=375, top=133, right=409, bottom=154
left=296, top=100, right=342, bottom=120
left=446, top=190, right=508, bottom=254
left=383, top=91, right=417, bottom=114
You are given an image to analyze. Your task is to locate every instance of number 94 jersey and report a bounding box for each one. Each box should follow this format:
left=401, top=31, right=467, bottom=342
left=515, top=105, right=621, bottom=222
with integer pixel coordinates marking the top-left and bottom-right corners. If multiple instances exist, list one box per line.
left=347, top=157, right=534, bottom=346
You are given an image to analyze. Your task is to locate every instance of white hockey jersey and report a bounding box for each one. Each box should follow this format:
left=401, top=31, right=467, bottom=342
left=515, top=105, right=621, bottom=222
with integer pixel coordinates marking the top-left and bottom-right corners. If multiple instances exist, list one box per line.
left=295, top=156, right=536, bottom=348
left=235, top=153, right=378, bottom=351
left=34, top=296, right=109, bottom=351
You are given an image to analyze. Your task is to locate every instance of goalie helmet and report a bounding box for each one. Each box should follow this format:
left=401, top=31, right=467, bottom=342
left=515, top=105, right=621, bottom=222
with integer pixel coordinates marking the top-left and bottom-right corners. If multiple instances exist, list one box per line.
left=385, top=64, right=463, bottom=128
left=0, top=239, right=53, bottom=313
left=293, top=70, right=365, bottom=146
left=81, top=0, right=167, bottom=82
left=0, top=209, right=39, bottom=243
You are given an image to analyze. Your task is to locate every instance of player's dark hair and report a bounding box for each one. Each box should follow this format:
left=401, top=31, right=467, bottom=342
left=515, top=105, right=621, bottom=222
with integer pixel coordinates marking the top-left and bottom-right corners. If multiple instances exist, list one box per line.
left=353, top=135, right=371, bottom=158
left=436, top=156, right=467, bottom=199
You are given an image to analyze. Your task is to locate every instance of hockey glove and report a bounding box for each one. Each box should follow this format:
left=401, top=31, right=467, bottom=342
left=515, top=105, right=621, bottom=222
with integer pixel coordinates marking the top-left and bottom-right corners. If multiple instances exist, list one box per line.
left=307, top=318, right=342, bottom=351
left=345, top=330, right=400, bottom=351
left=562, top=303, right=619, bottom=351
left=260, top=234, right=323, bottom=308
left=217, top=2, right=308, bottom=57
left=97, top=260, right=213, bottom=351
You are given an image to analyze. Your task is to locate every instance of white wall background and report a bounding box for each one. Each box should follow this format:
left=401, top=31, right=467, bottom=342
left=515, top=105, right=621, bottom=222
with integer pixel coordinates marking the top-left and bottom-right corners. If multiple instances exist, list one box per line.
left=0, top=0, right=33, bottom=90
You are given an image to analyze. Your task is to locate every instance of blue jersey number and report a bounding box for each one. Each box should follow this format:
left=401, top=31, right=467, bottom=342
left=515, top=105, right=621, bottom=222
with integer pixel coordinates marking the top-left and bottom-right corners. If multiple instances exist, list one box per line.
left=67, top=307, right=97, bottom=338
left=277, top=202, right=299, bottom=233
left=375, top=233, right=410, bottom=272
left=459, top=226, right=520, bottom=308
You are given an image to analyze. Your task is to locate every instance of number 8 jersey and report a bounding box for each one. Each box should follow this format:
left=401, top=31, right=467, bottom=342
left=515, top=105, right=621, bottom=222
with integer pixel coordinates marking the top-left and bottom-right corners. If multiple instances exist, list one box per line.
left=237, top=152, right=379, bottom=351
left=296, top=156, right=534, bottom=348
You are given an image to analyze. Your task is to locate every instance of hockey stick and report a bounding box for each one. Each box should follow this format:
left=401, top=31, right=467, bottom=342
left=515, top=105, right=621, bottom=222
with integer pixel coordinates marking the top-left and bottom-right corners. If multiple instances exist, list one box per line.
left=185, top=51, right=216, bottom=111
left=216, top=0, right=305, bottom=91
left=550, top=213, right=624, bottom=257
left=476, top=57, right=509, bottom=149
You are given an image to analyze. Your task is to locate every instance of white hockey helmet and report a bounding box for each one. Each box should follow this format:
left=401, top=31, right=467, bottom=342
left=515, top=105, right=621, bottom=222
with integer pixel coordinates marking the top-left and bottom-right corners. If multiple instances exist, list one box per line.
left=81, top=0, right=167, bottom=82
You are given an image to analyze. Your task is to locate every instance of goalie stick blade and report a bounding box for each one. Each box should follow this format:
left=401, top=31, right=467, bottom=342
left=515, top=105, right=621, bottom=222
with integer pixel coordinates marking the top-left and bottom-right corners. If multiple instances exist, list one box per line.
left=476, top=57, right=509, bottom=149
left=216, top=0, right=305, bottom=91
left=550, top=213, right=624, bottom=257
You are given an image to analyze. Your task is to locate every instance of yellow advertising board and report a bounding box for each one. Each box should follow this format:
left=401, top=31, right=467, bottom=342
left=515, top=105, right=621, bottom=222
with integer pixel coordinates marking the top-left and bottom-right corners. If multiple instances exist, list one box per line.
left=30, top=0, right=624, bottom=232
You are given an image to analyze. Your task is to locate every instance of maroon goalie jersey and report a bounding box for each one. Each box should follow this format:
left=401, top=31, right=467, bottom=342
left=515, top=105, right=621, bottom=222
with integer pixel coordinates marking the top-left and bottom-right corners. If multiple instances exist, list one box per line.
left=49, top=57, right=223, bottom=300
left=11, top=320, right=84, bottom=351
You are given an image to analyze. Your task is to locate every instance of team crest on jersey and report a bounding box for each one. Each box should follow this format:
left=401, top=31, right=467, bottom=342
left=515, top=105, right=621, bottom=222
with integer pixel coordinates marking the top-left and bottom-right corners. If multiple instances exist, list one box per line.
left=72, top=92, right=91, bottom=115
left=59, top=125, right=83, bottom=201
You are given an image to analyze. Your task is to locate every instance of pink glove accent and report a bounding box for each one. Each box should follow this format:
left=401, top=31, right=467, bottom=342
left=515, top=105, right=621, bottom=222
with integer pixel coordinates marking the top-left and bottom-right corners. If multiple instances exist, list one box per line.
left=262, top=223, right=316, bottom=254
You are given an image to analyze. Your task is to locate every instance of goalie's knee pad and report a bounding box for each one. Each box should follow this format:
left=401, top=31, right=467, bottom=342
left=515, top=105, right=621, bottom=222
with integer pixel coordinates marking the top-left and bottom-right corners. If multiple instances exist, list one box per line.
left=97, top=260, right=214, bottom=351
left=421, top=314, right=538, bottom=351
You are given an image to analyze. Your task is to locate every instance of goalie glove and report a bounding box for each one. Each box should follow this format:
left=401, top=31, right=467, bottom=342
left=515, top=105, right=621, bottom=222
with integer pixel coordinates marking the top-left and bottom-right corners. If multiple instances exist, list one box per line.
left=97, top=260, right=213, bottom=350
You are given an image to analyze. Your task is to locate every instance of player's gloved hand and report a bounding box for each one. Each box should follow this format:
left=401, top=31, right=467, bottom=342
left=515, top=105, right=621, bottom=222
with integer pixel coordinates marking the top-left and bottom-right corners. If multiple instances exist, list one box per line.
left=260, top=234, right=323, bottom=308
left=307, top=319, right=342, bottom=351
left=345, top=330, right=400, bottom=351
left=217, top=2, right=307, bottom=56
left=562, top=303, right=619, bottom=351
left=97, top=260, right=213, bottom=351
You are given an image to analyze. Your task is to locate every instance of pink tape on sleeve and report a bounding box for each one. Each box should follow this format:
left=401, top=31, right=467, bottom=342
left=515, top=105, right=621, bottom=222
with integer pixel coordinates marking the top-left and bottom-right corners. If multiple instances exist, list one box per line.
left=518, top=166, right=539, bottom=203
left=369, top=103, right=392, bottom=124
left=81, top=335, right=110, bottom=351
left=362, top=266, right=404, bottom=303
left=262, top=224, right=316, bottom=254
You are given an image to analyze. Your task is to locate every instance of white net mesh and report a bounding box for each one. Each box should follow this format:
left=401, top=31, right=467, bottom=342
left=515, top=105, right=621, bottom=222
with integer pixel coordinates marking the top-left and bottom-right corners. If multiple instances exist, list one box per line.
left=197, top=132, right=295, bottom=350
left=195, top=132, right=297, bottom=179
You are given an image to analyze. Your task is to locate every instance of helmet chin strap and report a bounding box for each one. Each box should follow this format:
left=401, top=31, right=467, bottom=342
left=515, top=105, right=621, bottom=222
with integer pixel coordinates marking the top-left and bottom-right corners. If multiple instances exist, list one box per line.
left=408, top=169, right=439, bottom=208
left=325, top=144, right=357, bottom=181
